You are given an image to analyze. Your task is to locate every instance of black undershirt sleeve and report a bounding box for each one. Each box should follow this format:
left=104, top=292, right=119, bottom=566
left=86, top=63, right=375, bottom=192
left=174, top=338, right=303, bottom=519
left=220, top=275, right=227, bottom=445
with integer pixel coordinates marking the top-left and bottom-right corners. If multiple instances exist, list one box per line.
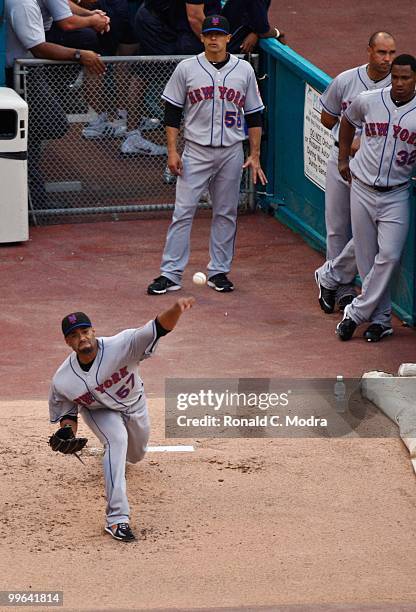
left=164, top=101, right=183, bottom=129
left=245, top=111, right=263, bottom=128
left=155, top=317, right=171, bottom=337
left=165, top=103, right=263, bottom=130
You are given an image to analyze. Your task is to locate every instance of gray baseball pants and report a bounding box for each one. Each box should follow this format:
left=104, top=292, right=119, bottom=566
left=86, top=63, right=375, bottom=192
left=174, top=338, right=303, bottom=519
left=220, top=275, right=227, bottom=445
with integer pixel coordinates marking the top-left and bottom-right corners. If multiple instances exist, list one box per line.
left=160, top=140, right=244, bottom=283
left=324, top=147, right=356, bottom=300
left=81, top=400, right=150, bottom=527
left=320, top=179, right=410, bottom=326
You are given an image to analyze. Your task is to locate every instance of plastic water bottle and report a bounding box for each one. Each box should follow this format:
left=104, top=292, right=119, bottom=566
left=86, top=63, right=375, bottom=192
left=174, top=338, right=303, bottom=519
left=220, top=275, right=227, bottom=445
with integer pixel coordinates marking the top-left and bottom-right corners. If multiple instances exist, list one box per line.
left=334, top=375, right=348, bottom=413
left=163, top=166, right=176, bottom=185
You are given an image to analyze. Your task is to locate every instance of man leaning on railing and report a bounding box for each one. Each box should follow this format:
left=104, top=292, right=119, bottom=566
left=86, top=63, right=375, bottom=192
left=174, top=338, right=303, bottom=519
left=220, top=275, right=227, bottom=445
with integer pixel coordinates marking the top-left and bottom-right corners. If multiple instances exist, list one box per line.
left=5, top=0, right=106, bottom=88
left=5, top=0, right=107, bottom=205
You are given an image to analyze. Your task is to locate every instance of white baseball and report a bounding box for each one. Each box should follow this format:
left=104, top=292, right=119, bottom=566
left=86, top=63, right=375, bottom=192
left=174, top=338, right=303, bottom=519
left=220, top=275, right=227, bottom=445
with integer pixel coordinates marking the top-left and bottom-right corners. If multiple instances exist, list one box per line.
left=192, top=272, right=207, bottom=285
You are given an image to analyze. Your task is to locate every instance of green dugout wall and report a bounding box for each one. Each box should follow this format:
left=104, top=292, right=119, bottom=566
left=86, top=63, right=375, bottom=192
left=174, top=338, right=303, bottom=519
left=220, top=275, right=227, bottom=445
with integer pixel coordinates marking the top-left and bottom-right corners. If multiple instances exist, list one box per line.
left=259, top=39, right=416, bottom=327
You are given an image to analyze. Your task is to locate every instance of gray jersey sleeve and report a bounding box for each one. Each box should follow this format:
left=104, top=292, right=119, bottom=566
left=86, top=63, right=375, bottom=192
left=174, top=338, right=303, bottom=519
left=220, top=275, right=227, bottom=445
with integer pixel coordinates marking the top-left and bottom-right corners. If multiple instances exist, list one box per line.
left=162, top=63, right=187, bottom=109
left=320, top=77, right=342, bottom=117
left=125, top=320, right=160, bottom=362
left=243, top=67, right=264, bottom=115
left=49, top=382, right=78, bottom=424
left=40, top=0, right=72, bottom=30
left=344, top=94, right=365, bottom=129
left=320, top=65, right=391, bottom=142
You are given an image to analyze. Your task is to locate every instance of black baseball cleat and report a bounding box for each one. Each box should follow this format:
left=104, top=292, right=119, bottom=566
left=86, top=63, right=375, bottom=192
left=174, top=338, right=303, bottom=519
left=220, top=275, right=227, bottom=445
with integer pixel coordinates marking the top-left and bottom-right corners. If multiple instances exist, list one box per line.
left=207, top=273, right=234, bottom=292
left=363, top=323, right=393, bottom=342
left=314, top=270, right=336, bottom=314
left=105, top=523, right=136, bottom=542
left=336, top=314, right=357, bottom=341
left=337, top=294, right=356, bottom=311
left=147, top=275, right=181, bottom=295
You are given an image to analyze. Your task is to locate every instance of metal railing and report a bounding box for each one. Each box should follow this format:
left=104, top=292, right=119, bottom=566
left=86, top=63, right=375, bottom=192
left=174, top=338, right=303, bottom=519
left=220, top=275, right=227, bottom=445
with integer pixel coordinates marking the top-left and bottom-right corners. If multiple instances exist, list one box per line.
left=14, top=55, right=257, bottom=225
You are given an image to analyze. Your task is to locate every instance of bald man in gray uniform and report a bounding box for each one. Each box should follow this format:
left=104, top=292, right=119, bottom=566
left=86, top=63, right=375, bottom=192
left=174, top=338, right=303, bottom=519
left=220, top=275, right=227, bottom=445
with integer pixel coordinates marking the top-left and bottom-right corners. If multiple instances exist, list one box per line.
left=147, top=14, right=267, bottom=295
left=315, top=31, right=396, bottom=313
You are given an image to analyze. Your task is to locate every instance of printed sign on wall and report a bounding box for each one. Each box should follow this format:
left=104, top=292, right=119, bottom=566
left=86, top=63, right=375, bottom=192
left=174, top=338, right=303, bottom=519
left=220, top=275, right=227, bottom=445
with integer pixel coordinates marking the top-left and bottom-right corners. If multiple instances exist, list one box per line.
left=304, top=83, right=333, bottom=190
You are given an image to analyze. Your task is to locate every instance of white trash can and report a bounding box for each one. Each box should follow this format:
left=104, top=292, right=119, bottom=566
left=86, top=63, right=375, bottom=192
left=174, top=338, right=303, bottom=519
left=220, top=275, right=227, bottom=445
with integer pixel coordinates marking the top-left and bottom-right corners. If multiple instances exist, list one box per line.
left=0, top=87, right=29, bottom=243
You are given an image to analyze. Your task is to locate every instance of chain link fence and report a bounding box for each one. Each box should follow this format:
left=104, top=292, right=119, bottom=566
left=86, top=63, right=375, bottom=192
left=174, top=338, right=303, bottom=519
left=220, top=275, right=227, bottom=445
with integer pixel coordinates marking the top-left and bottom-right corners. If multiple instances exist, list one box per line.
left=14, top=56, right=257, bottom=225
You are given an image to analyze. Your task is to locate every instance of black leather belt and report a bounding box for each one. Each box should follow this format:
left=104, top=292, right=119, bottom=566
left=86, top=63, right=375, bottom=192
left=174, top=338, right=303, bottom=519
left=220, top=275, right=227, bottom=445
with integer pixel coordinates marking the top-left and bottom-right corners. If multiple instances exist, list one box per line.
left=352, top=174, right=408, bottom=192
left=372, top=183, right=408, bottom=192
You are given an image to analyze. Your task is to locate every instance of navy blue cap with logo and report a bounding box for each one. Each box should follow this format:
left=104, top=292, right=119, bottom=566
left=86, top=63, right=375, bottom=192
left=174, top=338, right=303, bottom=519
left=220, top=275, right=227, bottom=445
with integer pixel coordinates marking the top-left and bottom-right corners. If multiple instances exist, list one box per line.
left=201, top=15, right=230, bottom=35
left=62, top=312, right=92, bottom=336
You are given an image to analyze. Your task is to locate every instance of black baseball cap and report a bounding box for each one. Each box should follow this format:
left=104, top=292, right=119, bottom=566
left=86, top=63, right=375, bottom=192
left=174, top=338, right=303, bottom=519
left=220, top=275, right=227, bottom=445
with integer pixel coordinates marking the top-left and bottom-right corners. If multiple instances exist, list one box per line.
left=62, top=312, right=92, bottom=336
left=202, top=15, right=230, bottom=35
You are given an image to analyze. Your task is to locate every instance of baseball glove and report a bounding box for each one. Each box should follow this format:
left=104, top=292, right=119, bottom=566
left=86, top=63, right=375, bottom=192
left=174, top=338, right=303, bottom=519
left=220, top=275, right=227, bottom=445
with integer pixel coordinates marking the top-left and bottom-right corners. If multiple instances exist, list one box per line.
left=49, top=425, right=88, bottom=455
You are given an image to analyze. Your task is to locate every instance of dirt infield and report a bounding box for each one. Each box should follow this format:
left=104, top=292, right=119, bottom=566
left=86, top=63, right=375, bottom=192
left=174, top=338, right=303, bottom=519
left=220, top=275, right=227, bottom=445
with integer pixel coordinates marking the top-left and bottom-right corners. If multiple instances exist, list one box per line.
left=1, top=399, right=416, bottom=611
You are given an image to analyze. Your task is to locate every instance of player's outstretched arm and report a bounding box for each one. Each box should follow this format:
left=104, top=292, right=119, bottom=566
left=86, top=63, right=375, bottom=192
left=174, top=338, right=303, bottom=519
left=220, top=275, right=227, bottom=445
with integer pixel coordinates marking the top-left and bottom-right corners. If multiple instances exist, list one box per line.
left=156, top=297, right=195, bottom=331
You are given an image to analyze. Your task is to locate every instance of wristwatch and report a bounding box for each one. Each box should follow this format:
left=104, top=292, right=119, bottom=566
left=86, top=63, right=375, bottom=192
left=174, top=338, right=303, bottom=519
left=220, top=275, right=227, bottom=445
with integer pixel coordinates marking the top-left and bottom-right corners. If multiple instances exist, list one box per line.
left=74, top=49, right=82, bottom=62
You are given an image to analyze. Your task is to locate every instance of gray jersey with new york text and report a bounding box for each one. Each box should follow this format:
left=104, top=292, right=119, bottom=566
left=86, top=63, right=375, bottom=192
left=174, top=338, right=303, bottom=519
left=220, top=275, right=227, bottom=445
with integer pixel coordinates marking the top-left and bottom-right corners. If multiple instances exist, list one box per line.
left=49, top=321, right=160, bottom=423
left=162, top=52, right=264, bottom=147
left=320, top=64, right=391, bottom=142
left=346, top=87, right=416, bottom=187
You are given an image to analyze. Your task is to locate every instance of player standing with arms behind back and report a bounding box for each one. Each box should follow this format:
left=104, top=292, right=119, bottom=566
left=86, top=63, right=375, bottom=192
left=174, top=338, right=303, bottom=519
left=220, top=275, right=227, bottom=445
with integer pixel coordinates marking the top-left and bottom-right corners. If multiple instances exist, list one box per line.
left=147, top=15, right=267, bottom=295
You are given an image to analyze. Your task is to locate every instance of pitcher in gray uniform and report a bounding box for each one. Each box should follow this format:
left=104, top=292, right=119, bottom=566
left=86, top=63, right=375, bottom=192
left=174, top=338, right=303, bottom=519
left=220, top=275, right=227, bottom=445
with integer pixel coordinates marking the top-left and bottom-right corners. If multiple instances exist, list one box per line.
left=147, top=14, right=267, bottom=295
left=316, top=31, right=396, bottom=313
left=49, top=298, right=195, bottom=541
left=324, top=55, right=416, bottom=342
